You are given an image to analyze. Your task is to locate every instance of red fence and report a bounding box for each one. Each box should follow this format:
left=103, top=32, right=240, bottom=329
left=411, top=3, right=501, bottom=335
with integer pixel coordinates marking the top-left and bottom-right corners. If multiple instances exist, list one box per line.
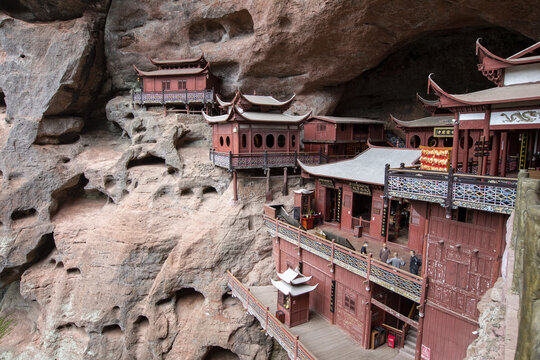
left=264, top=215, right=423, bottom=303
left=227, top=271, right=317, bottom=360
left=132, top=89, right=214, bottom=105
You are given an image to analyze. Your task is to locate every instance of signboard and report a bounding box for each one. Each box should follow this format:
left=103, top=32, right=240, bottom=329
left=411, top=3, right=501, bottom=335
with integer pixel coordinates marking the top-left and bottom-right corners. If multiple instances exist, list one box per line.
left=421, top=344, right=431, bottom=360
left=490, top=109, right=540, bottom=127
left=419, top=146, right=452, bottom=172
left=319, top=178, right=334, bottom=188
left=434, top=127, right=454, bottom=137
left=350, top=183, right=371, bottom=196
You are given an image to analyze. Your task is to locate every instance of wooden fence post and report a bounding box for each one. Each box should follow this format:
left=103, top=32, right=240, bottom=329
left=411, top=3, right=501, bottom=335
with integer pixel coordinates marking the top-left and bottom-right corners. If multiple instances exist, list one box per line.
left=265, top=307, right=269, bottom=332
left=295, top=336, right=299, bottom=359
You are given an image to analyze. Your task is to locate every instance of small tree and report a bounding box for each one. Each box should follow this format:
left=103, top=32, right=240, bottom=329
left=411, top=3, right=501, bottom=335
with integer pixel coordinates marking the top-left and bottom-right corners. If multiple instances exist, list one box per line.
left=0, top=316, right=13, bottom=342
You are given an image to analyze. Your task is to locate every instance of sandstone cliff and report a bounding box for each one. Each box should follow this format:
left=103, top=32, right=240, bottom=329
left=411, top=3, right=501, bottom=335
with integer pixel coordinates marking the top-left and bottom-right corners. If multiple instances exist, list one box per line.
left=0, top=1, right=538, bottom=359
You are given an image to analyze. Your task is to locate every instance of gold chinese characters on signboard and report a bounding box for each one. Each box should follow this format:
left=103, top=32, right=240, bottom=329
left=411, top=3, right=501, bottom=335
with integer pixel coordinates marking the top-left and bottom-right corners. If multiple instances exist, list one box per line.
left=420, top=146, right=452, bottom=171
left=350, top=183, right=371, bottom=196
left=319, top=178, right=334, bottom=188
left=434, top=127, right=454, bottom=137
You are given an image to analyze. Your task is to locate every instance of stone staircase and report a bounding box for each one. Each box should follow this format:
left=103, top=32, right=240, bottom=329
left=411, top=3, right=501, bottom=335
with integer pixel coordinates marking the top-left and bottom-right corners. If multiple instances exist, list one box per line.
left=397, top=327, right=417, bottom=359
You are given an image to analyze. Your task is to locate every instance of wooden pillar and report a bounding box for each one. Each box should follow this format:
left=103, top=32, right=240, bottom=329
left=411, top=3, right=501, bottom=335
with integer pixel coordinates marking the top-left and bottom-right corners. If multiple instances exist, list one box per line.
left=501, top=131, right=508, bottom=177
left=364, top=254, right=373, bottom=349
left=463, top=129, right=470, bottom=173
left=415, top=278, right=429, bottom=360
left=232, top=171, right=238, bottom=201
left=283, top=167, right=288, bottom=196
left=451, top=123, right=459, bottom=170
left=490, top=131, right=500, bottom=176
left=266, top=169, right=272, bottom=202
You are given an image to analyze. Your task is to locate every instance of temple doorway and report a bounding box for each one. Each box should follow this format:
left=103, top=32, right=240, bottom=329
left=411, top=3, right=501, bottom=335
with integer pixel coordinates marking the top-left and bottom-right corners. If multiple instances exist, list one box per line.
left=325, top=188, right=338, bottom=222
left=388, top=200, right=410, bottom=245
left=352, top=193, right=372, bottom=227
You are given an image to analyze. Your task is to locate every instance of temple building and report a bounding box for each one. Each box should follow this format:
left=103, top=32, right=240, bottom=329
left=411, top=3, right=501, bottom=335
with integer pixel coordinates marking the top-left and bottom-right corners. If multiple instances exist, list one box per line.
left=227, top=39, right=536, bottom=360
left=204, top=91, right=316, bottom=201
left=302, top=115, right=386, bottom=161
left=132, top=54, right=219, bottom=112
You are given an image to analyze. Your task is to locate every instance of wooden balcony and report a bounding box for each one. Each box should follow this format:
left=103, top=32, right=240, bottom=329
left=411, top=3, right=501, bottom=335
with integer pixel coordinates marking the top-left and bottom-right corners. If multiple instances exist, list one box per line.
left=384, top=166, right=518, bottom=215
left=209, top=149, right=325, bottom=171
left=264, top=215, right=424, bottom=303
left=132, top=89, right=214, bottom=105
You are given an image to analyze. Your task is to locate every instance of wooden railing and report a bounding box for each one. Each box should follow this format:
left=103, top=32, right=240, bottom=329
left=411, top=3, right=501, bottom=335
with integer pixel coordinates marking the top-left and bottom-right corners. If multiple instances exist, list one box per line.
left=209, top=149, right=325, bottom=170
left=264, top=216, right=423, bottom=303
left=227, top=271, right=317, bottom=360
left=385, top=165, right=517, bottom=215
left=132, top=89, right=214, bottom=105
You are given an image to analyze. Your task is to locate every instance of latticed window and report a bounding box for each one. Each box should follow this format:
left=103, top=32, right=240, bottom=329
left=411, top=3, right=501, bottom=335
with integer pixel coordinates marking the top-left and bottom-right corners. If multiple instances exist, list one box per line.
left=162, top=80, right=171, bottom=90
left=317, top=124, right=327, bottom=132
left=178, top=80, right=187, bottom=89
left=344, top=293, right=355, bottom=313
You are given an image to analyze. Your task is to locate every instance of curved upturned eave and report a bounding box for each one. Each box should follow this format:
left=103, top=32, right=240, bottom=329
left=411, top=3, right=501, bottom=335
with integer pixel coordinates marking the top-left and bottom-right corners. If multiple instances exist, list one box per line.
left=235, top=105, right=312, bottom=123
left=150, top=53, right=205, bottom=66
left=239, top=92, right=297, bottom=107
left=201, top=110, right=234, bottom=124
left=216, top=94, right=233, bottom=108
left=476, top=38, right=540, bottom=68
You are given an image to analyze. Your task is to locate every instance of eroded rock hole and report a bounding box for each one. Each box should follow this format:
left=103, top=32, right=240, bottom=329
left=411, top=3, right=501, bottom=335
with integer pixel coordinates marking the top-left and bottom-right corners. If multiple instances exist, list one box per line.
left=11, top=208, right=37, bottom=223
left=175, top=288, right=205, bottom=317
left=180, top=188, right=193, bottom=196
left=127, top=154, right=166, bottom=169
left=202, top=186, right=218, bottom=195
left=155, top=297, right=172, bottom=306
left=335, top=26, right=535, bottom=120
left=134, top=315, right=149, bottom=336
left=56, top=323, right=87, bottom=339
left=125, top=112, right=135, bottom=119
left=167, top=167, right=178, bottom=175
left=66, top=267, right=81, bottom=275
left=223, top=9, right=254, bottom=38
left=104, top=175, right=116, bottom=189
left=50, top=174, right=111, bottom=217
left=101, top=324, right=123, bottom=338
left=0, top=91, right=5, bottom=107
left=203, top=346, right=240, bottom=360
left=56, top=261, right=64, bottom=268
left=248, top=216, right=254, bottom=230
left=61, top=157, right=70, bottom=164
left=189, top=19, right=226, bottom=44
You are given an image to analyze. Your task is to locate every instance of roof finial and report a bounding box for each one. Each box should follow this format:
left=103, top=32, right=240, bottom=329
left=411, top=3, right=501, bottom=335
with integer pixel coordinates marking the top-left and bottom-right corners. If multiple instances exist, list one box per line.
left=475, top=37, right=483, bottom=55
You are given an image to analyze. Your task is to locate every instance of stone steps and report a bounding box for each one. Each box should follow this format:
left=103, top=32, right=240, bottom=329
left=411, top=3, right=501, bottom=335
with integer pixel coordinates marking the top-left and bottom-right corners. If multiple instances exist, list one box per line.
left=398, top=328, right=417, bottom=359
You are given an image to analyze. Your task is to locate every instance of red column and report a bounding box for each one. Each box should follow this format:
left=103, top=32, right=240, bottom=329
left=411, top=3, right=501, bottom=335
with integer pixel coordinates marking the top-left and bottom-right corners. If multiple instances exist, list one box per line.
left=501, top=131, right=508, bottom=177
left=490, top=131, right=500, bottom=176
left=451, top=123, right=459, bottom=170
left=463, top=129, right=470, bottom=173
left=482, top=110, right=491, bottom=175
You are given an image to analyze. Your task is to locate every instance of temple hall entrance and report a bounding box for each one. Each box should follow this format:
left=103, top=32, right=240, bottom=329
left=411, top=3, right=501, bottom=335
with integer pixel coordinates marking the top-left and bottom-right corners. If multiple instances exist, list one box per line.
left=325, top=188, right=339, bottom=222
left=388, top=200, right=410, bottom=245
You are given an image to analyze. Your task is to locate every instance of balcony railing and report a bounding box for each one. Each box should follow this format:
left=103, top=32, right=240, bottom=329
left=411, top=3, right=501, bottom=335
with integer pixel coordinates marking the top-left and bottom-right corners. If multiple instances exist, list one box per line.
left=385, top=166, right=517, bottom=215
left=132, top=89, right=214, bottom=105
left=227, top=271, right=317, bottom=360
left=264, top=215, right=423, bottom=303
left=209, top=149, right=325, bottom=171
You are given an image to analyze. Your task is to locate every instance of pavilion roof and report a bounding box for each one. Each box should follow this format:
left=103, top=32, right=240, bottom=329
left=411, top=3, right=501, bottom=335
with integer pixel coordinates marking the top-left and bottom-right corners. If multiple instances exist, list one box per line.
left=240, top=93, right=296, bottom=107
left=271, top=279, right=318, bottom=296
left=391, top=114, right=454, bottom=128
left=133, top=64, right=208, bottom=77
left=476, top=39, right=540, bottom=68
left=310, top=115, right=384, bottom=125
left=149, top=54, right=207, bottom=66
left=426, top=74, right=540, bottom=108
left=201, top=105, right=311, bottom=124
left=299, top=147, right=421, bottom=185
left=277, top=268, right=312, bottom=285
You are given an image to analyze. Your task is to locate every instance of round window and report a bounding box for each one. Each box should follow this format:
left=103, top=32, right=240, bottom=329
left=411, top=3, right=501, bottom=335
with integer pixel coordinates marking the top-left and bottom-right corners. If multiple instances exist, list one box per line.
left=242, top=134, right=247, bottom=148
left=219, top=136, right=224, bottom=146
left=427, top=136, right=437, bottom=147
left=409, top=135, right=421, bottom=148
left=291, top=135, right=296, bottom=148
left=226, top=136, right=231, bottom=146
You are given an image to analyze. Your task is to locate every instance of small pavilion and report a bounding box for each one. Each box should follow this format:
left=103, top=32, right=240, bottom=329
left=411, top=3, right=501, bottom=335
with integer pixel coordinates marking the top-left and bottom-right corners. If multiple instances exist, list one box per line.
left=204, top=91, right=317, bottom=201
left=271, top=268, right=318, bottom=328
left=132, top=54, right=220, bottom=112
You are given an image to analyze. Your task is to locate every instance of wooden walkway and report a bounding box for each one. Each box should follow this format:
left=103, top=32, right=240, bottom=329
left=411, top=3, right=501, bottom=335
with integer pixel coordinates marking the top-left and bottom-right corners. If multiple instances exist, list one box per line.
left=251, top=286, right=400, bottom=360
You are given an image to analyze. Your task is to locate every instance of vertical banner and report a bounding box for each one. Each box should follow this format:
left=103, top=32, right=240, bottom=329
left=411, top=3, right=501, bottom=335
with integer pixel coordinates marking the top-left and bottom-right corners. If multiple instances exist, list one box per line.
left=336, top=188, right=342, bottom=223
left=381, top=202, right=388, bottom=238
left=519, top=132, right=529, bottom=170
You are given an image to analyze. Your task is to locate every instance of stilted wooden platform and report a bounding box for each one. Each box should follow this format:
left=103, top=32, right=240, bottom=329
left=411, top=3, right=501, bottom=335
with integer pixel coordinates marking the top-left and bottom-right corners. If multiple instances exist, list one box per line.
left=251, top=285, right=400, bottom=360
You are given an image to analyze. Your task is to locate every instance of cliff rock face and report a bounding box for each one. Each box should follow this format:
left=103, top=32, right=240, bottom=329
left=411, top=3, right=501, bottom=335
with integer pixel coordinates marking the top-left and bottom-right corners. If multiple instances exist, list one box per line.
left=0, top=1, right=538, bottom=359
